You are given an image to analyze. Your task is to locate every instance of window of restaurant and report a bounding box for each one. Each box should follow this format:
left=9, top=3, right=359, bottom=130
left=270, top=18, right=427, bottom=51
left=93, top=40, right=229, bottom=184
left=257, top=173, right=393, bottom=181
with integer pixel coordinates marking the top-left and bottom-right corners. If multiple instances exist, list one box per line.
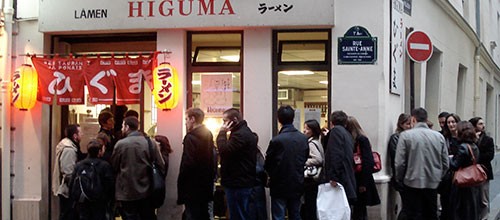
left=187, top=31, right=243, bottom=135
left=272, top=30, right=331, bottom=134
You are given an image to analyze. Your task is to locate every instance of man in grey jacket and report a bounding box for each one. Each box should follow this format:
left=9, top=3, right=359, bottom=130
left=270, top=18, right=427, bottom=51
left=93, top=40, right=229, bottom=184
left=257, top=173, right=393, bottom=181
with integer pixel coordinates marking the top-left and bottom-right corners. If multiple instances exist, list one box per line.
left=52, top=124, right=82, bottom=220
left=395, top=107, right=449, bottom=220
left=111, top=116, right=165, bottom=220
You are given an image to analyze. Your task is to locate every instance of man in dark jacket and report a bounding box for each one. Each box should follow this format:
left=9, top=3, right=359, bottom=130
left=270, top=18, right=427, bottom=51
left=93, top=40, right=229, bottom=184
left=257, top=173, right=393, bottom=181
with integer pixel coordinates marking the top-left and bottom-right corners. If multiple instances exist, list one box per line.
left=321, top=110, right=357, bottom=204
left=111, top=116, right=165, bottom=220
left=469, top=117, right=495, bottom=220
left=178, top=108, right=217, bottom=220
left=98, top=110, right=116, bottom=163
left=264, top=105, right=309, bottom=220
left=217, top=108, right=258, bottom=220
left=71, top=139, right=114, bottom=220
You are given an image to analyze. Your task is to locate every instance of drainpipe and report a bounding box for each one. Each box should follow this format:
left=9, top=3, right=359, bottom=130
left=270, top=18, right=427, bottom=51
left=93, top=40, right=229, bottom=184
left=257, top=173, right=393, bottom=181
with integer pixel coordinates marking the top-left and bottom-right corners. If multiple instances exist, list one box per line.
left=1, top=0, right=13, bottom=219
left=474, top=45, right=480, bottom=116
left=473, top=0, right=481, bottom=116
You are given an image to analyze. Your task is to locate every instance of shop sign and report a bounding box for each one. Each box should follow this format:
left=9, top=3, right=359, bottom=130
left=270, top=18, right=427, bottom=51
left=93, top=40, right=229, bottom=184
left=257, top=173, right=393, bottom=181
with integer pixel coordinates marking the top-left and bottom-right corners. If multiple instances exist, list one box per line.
left=338, top=26, right=377, bottom=65
left=39, top=0, right=335, bottom=32
left=200, top=74, right=233, bottom=117
left=32, top=57, right=86, bottom=105
left=391, top=0, right=405, bottom=95
left=31, top=56, right=153, bottom=105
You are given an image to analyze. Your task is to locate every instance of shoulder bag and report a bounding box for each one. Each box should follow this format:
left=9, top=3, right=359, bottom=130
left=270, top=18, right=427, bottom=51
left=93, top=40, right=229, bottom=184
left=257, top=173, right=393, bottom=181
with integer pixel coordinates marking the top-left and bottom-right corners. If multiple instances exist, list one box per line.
left=452, top=144, right=487, bottom=187
left=146, top=137, right=166, bottom=208
left=304, top=141, right=322, bottom=181
left=354, top=144, right=382, bottom=173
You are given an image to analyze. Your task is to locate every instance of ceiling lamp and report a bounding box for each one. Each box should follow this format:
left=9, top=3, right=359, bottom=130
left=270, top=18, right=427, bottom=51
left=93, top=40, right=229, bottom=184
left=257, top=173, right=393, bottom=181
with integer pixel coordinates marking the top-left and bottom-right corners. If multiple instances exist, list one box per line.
left=279, top=70, right=314, bottom=75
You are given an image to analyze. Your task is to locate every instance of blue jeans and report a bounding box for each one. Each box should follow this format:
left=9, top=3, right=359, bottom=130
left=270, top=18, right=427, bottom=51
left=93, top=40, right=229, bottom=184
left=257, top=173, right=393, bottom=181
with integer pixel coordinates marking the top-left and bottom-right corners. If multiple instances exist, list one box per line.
left=224, top=187, right=253, bottom=220
left=271, top=197, right=301, bottom=220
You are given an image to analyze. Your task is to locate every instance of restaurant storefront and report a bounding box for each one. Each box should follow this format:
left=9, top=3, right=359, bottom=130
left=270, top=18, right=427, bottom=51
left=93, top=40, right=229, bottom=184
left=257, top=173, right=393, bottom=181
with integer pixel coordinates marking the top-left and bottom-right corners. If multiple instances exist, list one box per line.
left=10, top=0, right=349, bottom=219
left=8, top=0, right=499, bottom=219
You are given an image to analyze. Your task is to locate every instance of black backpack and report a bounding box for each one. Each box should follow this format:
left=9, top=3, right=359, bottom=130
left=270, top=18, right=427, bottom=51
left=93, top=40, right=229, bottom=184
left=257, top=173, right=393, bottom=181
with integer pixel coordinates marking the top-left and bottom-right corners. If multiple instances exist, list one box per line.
left=71, top=160, right=104, bottom=203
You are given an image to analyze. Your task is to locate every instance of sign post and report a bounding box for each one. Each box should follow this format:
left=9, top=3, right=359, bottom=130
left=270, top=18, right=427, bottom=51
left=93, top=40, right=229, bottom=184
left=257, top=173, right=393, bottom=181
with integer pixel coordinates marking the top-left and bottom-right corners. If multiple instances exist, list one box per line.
left=406, top=30, right=432, bottom=110
left=406, top=30, right=433, bottom=63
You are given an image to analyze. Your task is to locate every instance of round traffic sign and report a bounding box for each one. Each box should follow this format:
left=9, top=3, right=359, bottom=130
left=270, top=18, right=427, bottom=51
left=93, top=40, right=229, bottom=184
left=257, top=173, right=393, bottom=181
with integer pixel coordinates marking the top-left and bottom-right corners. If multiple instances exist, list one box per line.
left=406, top=31, right=433, bottom=62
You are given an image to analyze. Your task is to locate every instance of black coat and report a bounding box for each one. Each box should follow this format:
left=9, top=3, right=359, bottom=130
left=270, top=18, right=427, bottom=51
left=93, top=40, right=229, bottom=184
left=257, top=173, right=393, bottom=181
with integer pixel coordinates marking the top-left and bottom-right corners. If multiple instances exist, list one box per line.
left=449, top=143, right=481, bottom=220
left=387, top=133, right=403, bottom=191
left=477, top=132, right=495, bottom=180
left=217, top=120, right=258, bottom=188
left=354, top=135, right=380, bottom=206
left=320, top=125, right=357, bottom=203
left=264, top=124, right=309, bottom=199
left=177, top=125, right=217, bottom=204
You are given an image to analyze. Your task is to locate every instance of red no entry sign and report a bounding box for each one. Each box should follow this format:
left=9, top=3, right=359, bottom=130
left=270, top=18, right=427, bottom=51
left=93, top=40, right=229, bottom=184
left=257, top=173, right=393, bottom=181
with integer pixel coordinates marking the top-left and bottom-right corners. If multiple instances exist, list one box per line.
left=406, top=31, right=433, bottom=62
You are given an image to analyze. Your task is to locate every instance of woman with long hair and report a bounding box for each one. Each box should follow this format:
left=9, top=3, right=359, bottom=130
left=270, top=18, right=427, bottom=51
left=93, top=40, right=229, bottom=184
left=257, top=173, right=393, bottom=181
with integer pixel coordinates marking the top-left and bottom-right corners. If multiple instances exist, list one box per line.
left=300, top=119, right=324, bottom=220
left=346, top=116, right=380, bottom=220
left=439, top=113, right=461, bottom=220
left=387, top=113, right=411, bottom=219
left=449, top=121, right=481, bottom=220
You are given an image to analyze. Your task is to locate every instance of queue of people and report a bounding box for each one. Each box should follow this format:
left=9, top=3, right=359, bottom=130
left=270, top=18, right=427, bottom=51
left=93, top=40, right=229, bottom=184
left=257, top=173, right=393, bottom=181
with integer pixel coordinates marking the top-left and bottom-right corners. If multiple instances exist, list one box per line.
left=390, top=109, right=495, bottom=220
left=51, top=105, right=494, bottom=220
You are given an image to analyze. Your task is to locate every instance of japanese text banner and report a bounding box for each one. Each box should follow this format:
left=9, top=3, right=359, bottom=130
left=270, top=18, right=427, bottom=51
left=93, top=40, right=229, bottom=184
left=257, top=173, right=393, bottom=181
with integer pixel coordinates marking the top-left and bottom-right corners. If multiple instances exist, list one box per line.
left=84, top=58, right=115, bottom=104
left=52, top=57, right=86, bottom=105
left=112, top=57, right=152, bottom=105
left=31, top=57, right=56, bottom=104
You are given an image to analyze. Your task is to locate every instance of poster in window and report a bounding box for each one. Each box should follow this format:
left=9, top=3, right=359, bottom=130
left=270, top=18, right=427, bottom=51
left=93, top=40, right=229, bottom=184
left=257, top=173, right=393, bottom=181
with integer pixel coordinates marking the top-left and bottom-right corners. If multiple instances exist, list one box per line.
left=200, top=74, right=233, bottom=117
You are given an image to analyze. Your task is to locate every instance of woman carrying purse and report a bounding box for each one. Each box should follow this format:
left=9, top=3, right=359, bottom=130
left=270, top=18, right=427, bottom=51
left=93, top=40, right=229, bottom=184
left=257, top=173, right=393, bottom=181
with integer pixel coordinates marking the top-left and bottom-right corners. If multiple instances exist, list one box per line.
left=301, top=119, right=325, bottom=220
left=346, top=116, right=380, bottom=220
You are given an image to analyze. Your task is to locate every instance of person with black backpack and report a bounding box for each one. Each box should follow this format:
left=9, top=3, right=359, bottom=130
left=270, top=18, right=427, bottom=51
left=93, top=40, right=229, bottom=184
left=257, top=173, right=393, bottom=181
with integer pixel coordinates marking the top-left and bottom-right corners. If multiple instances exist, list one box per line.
left=70, top=139, right=114, bottom=220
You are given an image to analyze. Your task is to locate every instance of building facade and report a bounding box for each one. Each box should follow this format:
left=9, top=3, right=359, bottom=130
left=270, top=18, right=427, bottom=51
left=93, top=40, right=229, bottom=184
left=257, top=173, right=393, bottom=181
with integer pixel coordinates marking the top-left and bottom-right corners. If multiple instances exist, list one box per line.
left=1, top=0, right=499, bottom=219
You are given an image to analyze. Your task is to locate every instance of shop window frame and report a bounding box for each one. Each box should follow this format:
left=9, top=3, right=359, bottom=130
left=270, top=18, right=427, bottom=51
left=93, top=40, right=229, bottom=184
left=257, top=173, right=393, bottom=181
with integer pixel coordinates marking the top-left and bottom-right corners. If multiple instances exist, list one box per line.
left=192, top=46, right=242, bottom=66
left=278, top=40, right=329, bottom=65
left=272, top=29, right=332, bottom=135
left=186, top=31, right=244, bottom=112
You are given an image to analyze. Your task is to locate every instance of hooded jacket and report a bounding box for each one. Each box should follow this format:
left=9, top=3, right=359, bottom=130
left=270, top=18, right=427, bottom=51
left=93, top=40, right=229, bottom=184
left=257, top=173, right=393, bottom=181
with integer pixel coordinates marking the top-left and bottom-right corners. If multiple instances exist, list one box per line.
left=52, top=138, right=78, bottom=197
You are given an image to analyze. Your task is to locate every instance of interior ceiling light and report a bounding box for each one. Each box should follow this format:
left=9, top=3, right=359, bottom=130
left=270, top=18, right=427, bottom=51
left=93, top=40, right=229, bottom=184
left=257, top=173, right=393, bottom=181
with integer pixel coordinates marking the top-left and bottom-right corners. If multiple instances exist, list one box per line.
left=319, top=80, right=328, bottom=84
left=279, top=70, right=314, bottom=75
left=220, top=55, right=240, bottom=62
left=192, top=80, right=201, bottom=85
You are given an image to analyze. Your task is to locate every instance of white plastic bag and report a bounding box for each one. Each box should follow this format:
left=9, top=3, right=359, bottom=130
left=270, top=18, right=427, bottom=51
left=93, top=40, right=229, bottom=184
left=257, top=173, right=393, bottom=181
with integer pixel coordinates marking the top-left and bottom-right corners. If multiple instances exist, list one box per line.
left=316, top=183, right=351, bottom=220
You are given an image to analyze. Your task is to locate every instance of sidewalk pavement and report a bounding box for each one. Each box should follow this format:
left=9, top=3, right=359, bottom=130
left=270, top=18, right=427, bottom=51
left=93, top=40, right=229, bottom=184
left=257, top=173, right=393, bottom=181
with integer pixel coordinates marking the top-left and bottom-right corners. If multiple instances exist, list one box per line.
left=490, top=176, right=500, bottom=220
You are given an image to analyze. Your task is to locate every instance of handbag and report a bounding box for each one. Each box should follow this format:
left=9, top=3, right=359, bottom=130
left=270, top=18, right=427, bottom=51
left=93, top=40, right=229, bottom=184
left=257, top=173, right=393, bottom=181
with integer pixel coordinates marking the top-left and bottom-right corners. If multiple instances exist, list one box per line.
left=316, top=183, right=351, bottom=220
left=304, top=165, right=322, bottom=180
left=354, top=144, right=382, bottom=173
left=452, top=144, right=487, bottom=187
left=304, top=141, right=323, bottom=180
left=146, top=137, right=166, bottom=208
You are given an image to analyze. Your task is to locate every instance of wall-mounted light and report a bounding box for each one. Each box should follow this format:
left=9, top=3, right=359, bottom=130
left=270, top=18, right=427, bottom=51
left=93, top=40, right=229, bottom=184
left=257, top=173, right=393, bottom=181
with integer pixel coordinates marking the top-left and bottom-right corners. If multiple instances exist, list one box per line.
left=12, top=64, right=38, bottom=111
left=319, top=80, right=328, bottom=84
